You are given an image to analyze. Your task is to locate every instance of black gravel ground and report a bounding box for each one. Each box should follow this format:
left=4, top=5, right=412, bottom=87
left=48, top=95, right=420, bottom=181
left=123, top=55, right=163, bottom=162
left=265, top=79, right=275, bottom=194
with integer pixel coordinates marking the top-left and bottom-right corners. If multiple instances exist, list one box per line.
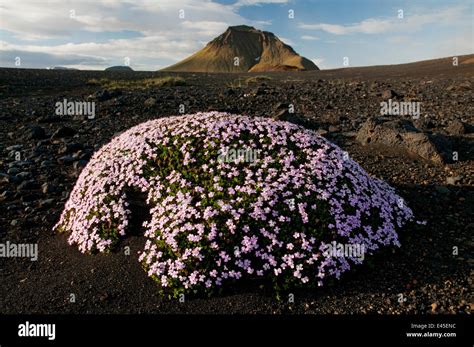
left=0, top=57, right=472, bottom=314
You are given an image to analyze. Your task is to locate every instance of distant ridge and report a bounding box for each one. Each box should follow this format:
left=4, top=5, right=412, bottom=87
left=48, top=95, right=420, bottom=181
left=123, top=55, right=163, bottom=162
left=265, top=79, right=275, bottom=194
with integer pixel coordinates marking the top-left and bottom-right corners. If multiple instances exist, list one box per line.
left=105, top=66, right=134, bottom=72
left=51, top=66, right=78, bottom=70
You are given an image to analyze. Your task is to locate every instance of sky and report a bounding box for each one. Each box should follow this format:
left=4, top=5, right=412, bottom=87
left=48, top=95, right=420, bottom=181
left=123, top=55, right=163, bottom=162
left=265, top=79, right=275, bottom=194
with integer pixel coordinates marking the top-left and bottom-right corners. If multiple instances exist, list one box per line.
left=0, top=0, right=472, bottom=70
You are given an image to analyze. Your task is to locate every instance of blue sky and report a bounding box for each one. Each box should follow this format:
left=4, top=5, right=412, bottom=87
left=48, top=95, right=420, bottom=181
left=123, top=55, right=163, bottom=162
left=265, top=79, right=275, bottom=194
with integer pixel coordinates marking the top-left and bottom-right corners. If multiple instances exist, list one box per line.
left=0, top=0, right=472, bottom=70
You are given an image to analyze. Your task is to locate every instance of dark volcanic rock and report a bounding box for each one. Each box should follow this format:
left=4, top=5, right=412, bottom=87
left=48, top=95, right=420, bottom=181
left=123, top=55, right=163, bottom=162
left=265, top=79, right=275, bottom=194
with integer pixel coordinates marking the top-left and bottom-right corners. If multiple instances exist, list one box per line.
left=272, top=102, right=315, bottom=129
left=381, top=89, right=400, bottom=100
left=73, top=159, right=88, bottom=171
left=42, top=182, right=57, bottom=194
left=356, top=117, right=452, bottom=163
left=93, top=89, right=122, bottom=101
left=17, top=180, right=39, bottom=191
left=144, top=97, right=157, bottom=107
left=51, top=126, right=76, bottom=139
left=25, top=125, right=46, bottom=140
left=273, top=109, right=309, bottom=128
left=57, top=155, right=77, bottom=165
left=412, top=118, right=435, bottom=131
left=37, top=115, right=64, bottom=123
left=58, top=142, right=83, bottom=155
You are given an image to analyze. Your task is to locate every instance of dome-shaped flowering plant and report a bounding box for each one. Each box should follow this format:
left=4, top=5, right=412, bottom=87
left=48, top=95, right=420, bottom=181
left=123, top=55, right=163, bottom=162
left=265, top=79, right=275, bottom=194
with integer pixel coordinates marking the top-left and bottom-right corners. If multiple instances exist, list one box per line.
left=55, top=112, right=415, bottom=296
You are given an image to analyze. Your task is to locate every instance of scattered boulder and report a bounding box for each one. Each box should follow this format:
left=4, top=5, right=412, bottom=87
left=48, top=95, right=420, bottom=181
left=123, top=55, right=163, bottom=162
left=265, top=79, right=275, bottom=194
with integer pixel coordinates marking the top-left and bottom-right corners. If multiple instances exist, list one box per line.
left=381, top=89, right=400, bottom=100
left=272, top=109, right=313, bottom=129
left=322, top=114, right=345, bottom=126
left=57, top=155, right=77, bottom=165
left=93, top=89, right=122, bottom=102
left=356, top=117, right=452, bottom=164
left=58, top=142, right=83, bottom=155
left=457, top=81, right=471, bottom=90
left=447, top=81, right=471, bottom=91
left=272, top=103, right=314, bottom=128
left=412, top=117, right=435, bottom=131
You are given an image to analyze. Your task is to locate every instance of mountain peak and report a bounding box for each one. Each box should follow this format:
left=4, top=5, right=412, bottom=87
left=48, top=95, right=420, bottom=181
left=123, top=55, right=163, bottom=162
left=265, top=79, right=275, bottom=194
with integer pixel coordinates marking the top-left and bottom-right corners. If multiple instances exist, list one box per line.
left=162, top=25, right=318, bottom=73
left=227, top=25, right=257, bottom=32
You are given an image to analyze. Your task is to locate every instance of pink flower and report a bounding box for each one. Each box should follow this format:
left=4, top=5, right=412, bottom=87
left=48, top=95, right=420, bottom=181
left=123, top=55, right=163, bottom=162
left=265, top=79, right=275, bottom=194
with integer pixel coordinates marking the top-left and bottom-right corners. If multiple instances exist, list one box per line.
left=55, top=112, right=415, bottom=294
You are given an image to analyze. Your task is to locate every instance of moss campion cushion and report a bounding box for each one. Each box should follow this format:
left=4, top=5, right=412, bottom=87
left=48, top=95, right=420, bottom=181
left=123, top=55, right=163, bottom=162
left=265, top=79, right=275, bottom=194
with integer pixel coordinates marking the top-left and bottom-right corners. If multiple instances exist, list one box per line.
left=55, top=112, right=415, bottom=295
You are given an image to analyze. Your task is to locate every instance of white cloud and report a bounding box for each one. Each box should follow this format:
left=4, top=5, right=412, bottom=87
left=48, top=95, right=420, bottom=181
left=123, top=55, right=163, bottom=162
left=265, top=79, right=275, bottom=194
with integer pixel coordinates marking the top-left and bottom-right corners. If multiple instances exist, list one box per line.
left=299, top=19, right=391, bottom=35
left=279, top=37, right=294, bottom=45
left=0, top=0, right=256, bottom=69
left=311, top=58, right=324, bottom=67
left=301, top=35, right=320, bottom=41
left=298, top=5, right=471, bottom=35
left=0, top=34, right=205, bottom=70
left=232, top=0, right=288, bottom=9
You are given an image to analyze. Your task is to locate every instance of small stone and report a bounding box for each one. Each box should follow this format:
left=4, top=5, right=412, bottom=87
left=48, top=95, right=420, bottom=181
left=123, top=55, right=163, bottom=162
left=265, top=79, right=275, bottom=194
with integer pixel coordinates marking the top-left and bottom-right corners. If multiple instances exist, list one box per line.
left=273, top=108, right=291, bottom=121
left=40, top=198, right=55, bottom=208
left=58, top=142, right=83, bottom=155
left=7, top=168, right=19, bottom=175
left=316, top=129, right=328, bottom=136
left=6, top=145, right=23, bottom=151
left=24, top=125, right=46, bottom=140
left=93, top=89, right=121, bottom=101
left=0, top=190, right=14, bottom=200
left=21, top=193, right=40, bottom=203
left=73, top=159, right=88, bottom=171
left=16, top=171, right=32, bottom=180
left=381, top=89, right=399, bottom=100
left=51, top=126, right=76, bottom=139
left=144, top=97, right=157, bottom=106
left=446, top=176, right=461, bottom=185
left=17, top=180, right=39, bottom=191
left=57, top=155, right=77, bottom=165
left=42, top=182, right=56, bottom=194
left=40, top=160, right=54, bottom=168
